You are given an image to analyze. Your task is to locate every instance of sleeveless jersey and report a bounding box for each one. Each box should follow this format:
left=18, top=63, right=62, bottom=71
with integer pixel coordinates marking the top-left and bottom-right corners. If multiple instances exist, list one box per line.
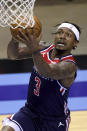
left=26, top=44, right=76, bottom=119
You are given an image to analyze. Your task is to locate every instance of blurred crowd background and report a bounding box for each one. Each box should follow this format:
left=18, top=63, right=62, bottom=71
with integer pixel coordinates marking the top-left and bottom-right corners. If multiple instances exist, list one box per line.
left=0, top=0, right=87, bottom=59
left=0, top=0, right=87, bottom=73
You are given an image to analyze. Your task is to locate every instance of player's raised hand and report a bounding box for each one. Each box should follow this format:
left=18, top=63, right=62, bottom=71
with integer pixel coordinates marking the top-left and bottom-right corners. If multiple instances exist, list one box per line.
left=17, top=28, right=42, bottom=53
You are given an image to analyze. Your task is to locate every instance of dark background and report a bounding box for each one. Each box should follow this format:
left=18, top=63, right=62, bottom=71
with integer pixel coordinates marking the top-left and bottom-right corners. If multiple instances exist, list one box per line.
left=0, top=55, right=87, bottom=74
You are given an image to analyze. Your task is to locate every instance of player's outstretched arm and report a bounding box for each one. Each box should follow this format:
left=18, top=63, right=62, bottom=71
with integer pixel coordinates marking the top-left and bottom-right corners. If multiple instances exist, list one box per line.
left=7, top=37, right=36, bottom=59
left=7, top=37, right=34, bottom=59
left=7, top=36, right=48, bottom=60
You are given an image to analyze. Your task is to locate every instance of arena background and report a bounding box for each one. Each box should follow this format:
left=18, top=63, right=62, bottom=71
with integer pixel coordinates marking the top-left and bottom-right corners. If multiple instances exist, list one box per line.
left=0, top=0, right=87, bottom=130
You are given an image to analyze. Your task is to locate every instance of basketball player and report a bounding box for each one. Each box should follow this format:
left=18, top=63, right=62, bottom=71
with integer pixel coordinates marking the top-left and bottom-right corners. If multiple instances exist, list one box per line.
left=1, top=22, right=81, bottom=131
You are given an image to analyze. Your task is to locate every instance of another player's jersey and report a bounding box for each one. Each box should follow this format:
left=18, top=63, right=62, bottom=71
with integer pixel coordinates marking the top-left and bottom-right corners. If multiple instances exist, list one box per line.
left=26, top=44, right=76, bottom=119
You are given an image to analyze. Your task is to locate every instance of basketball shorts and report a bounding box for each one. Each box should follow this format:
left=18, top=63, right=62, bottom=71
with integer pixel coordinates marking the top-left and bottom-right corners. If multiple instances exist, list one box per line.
left=3, top=106, right=70, bottom=131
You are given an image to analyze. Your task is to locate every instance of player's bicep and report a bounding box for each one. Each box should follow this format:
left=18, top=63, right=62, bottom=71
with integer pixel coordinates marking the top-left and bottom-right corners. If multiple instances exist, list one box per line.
left=49, top=61, right=76, bottom=80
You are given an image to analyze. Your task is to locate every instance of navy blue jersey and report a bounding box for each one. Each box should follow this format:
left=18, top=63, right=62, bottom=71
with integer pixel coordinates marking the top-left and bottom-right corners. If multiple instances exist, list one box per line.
left=26, top=44, right=76, bottom=119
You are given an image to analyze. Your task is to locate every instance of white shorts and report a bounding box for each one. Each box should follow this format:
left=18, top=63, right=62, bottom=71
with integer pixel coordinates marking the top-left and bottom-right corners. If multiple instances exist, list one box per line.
left=3, top=115, right=23, bottom=131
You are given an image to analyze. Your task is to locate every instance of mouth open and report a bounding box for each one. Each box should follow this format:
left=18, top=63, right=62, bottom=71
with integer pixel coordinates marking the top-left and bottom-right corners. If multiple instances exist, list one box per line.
left=57, top=42, right=66, bottom=46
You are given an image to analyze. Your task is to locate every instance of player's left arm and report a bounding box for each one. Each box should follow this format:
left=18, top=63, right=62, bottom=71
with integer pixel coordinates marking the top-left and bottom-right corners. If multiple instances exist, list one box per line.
left=7, top=37, right=48, bottom=60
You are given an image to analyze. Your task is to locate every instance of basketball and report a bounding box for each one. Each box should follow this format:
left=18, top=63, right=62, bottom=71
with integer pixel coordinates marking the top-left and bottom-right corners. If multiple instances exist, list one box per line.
left=10, top=16, right=42, bottom=42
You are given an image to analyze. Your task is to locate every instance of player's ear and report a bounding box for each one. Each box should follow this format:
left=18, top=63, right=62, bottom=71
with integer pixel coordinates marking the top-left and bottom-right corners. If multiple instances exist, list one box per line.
left=73, top=40, right=79, bottom=50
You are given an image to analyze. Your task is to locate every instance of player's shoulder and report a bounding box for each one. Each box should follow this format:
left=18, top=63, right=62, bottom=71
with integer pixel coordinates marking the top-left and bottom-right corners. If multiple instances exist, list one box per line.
left=61, top=54, right=76, bottom=63
left=39, top=41, right=54, bottom=51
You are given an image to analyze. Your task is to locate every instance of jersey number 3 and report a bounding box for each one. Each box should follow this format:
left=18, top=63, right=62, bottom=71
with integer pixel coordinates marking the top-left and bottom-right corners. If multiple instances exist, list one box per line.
left=34, top=76, right=41, bottom=96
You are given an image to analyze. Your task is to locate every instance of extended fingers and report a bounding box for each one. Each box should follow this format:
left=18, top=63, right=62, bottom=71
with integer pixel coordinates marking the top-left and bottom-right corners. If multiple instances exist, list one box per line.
left=16, top=28, right=33, bottom=46
left=18, top=28, right=29, bottom=41
left=25, top=28, right=36, bottom=40
left=16, top=34, right=26, bottom=43
left=32, top=28, right=36, bottom=38
left=25, top=28, right=33, bottom=41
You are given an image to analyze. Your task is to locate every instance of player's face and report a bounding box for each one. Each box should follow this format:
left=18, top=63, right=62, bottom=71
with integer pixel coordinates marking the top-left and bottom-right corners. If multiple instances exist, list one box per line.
left=54, top=27, right=78, bottom=52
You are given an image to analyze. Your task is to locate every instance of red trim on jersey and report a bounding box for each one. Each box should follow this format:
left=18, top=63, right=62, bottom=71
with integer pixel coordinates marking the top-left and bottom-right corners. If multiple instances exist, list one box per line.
left=60, top=88, right=64, bottom=94
left=41, top=44, right=60, bottom=64
left=61, top=55, right=76, bottom=63
left=40, top=45, right=76, bottom=64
